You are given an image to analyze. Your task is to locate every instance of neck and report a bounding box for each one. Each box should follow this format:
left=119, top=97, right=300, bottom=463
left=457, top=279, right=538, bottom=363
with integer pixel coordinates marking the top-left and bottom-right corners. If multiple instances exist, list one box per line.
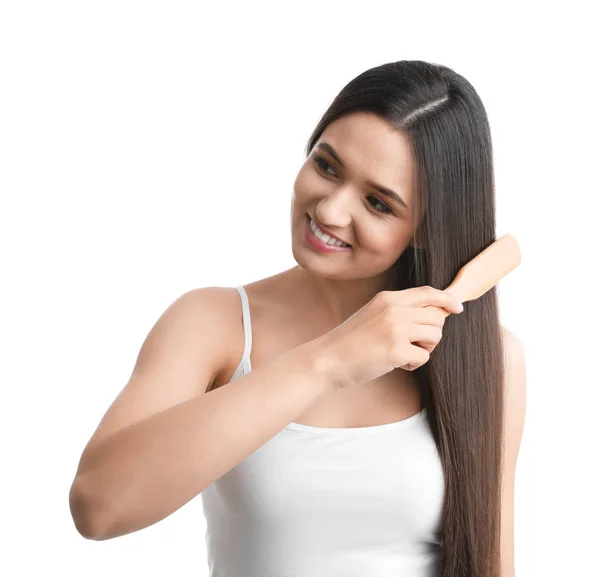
left=288, top=265, right=397, bottom=325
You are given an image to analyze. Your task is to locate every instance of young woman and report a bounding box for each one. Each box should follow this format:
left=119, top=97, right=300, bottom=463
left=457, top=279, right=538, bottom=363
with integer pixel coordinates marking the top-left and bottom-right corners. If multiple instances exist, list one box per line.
left=70, top=60, right=526, bottom=577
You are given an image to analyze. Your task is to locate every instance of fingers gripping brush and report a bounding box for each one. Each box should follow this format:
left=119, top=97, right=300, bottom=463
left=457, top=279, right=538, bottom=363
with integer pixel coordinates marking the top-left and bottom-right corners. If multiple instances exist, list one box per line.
left=438, top=234, right=522, bottom=316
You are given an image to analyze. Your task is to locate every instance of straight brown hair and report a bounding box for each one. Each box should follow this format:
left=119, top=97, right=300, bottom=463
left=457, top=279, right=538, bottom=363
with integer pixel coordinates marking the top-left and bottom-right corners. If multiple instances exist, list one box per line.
left=305, top=60, right=505, bottom=577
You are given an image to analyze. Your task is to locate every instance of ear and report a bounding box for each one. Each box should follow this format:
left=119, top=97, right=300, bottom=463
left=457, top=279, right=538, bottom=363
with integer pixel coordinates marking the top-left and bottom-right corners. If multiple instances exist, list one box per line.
left=409, top=218, right=427, bottom=250
left=408, top=236, right=425, bottom=250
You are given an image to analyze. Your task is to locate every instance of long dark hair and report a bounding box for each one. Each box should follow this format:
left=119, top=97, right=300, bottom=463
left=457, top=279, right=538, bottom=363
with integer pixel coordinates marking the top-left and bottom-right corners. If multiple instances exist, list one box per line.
left=305, top=60, right=504, bottom=577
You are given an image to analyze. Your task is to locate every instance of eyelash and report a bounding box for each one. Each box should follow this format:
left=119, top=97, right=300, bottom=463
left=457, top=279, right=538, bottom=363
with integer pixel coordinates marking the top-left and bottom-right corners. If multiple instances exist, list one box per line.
left=312, top=156, right=395, bottom=216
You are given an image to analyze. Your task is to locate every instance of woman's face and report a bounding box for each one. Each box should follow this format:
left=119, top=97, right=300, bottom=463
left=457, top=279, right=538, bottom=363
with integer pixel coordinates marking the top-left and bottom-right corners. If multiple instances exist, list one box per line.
left=291, top=111, right=418, bottom=281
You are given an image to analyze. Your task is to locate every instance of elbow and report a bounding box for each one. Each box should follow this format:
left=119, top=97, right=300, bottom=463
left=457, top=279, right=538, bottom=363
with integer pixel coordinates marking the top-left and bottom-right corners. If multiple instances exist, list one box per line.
left=69, top=475, right=113, bottom=541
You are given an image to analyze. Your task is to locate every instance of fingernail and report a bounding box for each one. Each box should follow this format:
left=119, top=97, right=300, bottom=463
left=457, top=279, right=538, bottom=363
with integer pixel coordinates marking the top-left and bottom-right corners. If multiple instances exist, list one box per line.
left=458, top=302, right=464, bottom=312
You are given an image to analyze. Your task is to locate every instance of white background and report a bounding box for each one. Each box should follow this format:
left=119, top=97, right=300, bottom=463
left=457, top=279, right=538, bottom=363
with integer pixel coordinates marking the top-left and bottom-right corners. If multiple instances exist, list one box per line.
left=1, top=1, right=598, bottom=575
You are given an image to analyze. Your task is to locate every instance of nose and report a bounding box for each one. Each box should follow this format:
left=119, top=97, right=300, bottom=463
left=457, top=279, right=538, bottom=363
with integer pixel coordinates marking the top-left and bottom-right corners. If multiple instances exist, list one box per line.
left=314, top=187, right=354, bottom=230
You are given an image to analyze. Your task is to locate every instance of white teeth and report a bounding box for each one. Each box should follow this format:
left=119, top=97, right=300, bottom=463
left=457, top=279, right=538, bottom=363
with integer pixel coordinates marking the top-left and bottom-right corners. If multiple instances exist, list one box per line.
left=309, top=218, right=350, bottom=248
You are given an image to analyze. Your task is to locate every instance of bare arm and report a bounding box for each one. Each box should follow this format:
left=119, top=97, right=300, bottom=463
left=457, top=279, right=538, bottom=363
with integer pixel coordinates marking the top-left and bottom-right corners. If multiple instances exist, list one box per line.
left=70, top=334, right=335, bottom=541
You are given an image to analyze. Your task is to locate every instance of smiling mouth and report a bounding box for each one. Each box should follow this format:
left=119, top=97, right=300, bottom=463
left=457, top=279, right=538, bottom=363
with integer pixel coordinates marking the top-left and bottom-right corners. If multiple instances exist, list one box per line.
left=307, top=214, right=352, bottom=248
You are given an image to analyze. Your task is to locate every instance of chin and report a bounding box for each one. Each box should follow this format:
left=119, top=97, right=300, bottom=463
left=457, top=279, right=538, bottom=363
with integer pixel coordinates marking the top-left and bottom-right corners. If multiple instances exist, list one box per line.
left=291, top=246, right=347, bottom=280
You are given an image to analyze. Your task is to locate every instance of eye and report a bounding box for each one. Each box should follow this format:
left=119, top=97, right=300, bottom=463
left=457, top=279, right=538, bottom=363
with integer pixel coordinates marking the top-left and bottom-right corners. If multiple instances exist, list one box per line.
left=367, top=196, right=394, bottom=215
left=313, top=155, right=336, bottom=176
left=313, top=154, right=395, bottom=216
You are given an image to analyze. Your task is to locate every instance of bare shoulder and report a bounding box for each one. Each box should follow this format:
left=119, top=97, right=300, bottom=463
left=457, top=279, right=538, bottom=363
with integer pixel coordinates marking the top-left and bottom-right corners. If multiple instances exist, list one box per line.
left=498, top=326, right=527, bottom=573
left=141, top=285, right=241, bottom=371
left=501, top=325, right=526, bottom=373
left=500, top=324, right=527, bottom=436
left=167, top=286, right=248, bottom=389
left=79, top=286, right=244, bottom=456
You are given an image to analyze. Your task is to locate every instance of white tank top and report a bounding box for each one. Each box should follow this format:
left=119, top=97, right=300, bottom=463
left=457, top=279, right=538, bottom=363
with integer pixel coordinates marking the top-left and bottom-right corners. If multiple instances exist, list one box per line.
left=201, top=286, right=445, bottom=577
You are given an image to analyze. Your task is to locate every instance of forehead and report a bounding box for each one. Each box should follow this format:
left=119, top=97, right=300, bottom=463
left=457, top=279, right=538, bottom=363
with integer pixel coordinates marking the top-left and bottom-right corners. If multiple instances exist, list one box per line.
left=317, top=112, right=415, bottom=207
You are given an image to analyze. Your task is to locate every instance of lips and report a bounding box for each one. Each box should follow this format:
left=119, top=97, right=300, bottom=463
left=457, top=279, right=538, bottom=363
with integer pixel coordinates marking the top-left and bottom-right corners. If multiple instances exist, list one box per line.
left=308, top=215, right=351, bottom=247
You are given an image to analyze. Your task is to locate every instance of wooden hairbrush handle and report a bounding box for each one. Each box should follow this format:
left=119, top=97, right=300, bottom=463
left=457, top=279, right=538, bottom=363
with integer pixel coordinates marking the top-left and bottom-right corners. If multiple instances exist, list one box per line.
left=439, top=234, right=521, bottom=317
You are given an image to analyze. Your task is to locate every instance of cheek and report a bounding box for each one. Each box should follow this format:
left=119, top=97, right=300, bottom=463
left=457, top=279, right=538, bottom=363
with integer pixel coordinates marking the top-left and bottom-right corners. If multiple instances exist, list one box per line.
left=293, top=164, right=324, bottom=203
left=362, top=227, right=411, bottom=255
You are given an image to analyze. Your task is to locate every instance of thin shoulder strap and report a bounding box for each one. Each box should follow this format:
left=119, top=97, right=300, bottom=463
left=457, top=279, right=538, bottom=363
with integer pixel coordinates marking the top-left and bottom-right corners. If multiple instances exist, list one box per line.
left=235, top=285, right=253, bottom=371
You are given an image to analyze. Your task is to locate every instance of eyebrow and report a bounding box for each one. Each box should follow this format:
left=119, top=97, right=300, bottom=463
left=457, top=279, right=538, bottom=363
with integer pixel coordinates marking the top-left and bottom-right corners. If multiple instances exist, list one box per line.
left=315, top=142, right=409, bottom=210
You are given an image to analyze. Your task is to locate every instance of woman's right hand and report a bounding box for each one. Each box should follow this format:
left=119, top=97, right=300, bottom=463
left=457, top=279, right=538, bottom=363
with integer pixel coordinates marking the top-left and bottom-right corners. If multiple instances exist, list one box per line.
left=314, top=285, right=464, bottom=390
